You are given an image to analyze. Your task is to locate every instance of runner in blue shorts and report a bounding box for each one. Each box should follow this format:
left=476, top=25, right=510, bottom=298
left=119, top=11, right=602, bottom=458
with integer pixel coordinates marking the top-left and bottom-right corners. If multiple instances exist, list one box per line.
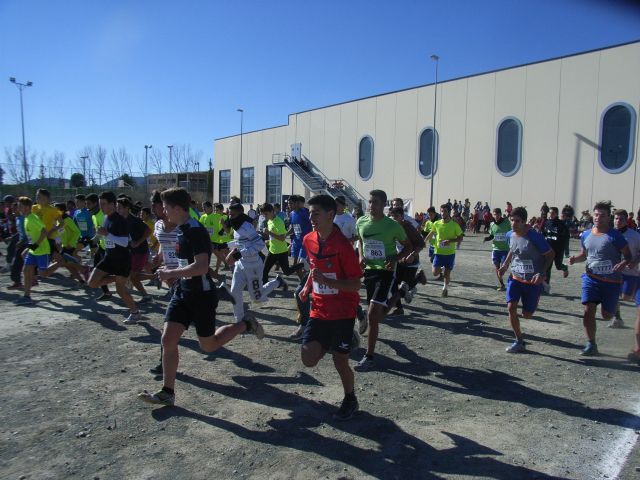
left=610, top=209, right=640, bottom=328
left=569, top=202, right=632, bottom=356
left=424, top=204, right=464, bottom=297
left=288, top=195, right=312, bottom=279
left=498, top=207, right=554, bottom=353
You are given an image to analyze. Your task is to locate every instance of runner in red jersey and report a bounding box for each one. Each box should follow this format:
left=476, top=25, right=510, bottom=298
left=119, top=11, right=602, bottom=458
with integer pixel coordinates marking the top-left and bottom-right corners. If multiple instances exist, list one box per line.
left=299, top=194, right=363, bottom=420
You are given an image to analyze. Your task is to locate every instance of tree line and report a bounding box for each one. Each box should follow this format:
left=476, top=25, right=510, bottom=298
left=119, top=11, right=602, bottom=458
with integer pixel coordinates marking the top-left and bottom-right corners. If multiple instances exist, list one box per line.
left=2, top=144, right=204, bottom=186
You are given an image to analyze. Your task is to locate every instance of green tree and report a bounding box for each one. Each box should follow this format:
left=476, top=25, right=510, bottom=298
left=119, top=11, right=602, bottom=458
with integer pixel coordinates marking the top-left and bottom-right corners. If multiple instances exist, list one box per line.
left=120, top=173, right=136, bottom=187
left=70, top=172, right=86, bottom=188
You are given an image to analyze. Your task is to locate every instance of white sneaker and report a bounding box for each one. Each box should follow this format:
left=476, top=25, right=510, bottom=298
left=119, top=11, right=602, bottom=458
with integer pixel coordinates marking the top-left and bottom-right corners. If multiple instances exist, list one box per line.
left=124, top=312, right=143, bottom=325
left=242, top=314, right=265, bottom=339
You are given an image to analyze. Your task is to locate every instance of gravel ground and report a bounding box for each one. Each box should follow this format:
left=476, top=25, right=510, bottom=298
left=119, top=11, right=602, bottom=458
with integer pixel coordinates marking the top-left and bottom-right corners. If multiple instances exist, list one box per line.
left=0, top=234, right=639, bottom=480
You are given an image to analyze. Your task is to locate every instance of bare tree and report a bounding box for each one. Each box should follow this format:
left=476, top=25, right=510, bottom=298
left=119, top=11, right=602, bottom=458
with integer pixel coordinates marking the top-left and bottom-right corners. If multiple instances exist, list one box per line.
left=94, top=145, right=107, bottom=186
left=3, top=146, right=36, bottom=183
left=149, top=148, right=164, bottom=174
left=48, top=151, right=65, bottom=187
left=109, top=147, right=131, bottom=182
left=172, top=144, right=203, bottom=172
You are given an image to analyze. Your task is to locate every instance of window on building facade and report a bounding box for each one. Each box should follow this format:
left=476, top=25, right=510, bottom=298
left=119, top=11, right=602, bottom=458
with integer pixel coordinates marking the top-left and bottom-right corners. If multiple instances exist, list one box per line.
left=241, top=167, right=254, bottom=204
left=358, top=136, right=374, bottom=180
left=219, top=170, right=231, bottom=203
left=266, top=165, right=282, bottom=204
left=418, top=127, right=438, bottom=178
left=496, top=117, right=522, bottom=176
left=600, top=103, right=636, bottom=173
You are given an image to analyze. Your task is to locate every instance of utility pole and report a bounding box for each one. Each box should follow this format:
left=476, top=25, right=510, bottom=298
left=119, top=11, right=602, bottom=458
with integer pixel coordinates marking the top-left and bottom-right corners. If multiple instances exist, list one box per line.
left=9, top=77, right=33, bottom=184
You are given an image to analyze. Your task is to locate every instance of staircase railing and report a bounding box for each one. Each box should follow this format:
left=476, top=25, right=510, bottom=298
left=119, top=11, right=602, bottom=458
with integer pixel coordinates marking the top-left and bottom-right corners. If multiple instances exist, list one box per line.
left=272, top=153, right=365, bottom=209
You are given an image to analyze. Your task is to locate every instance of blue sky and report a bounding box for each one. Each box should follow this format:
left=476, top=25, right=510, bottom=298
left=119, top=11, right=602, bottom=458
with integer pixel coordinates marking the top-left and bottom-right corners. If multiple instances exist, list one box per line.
left=1, top=0, right=639, bottom=180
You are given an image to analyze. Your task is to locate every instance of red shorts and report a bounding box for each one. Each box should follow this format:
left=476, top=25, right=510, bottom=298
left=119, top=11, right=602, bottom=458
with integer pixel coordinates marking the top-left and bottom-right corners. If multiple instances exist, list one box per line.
left=131, top=252, right=149, bottom=273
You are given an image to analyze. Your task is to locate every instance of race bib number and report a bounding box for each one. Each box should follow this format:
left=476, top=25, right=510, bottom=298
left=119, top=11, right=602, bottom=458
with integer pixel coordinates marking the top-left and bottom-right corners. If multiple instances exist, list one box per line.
left=511, top=259, right=534, bottom=274
left=364, top=239, right=386, bottom=260
left=105, top=238, right=115, bottom=249
left=439, top=240, right=449, bottom=248
left=494, top=233, right=506, bottom=242
left=78, top=220, right=88, bottom=232
left=313, top=272, right=338, bottom=295
left=590, top=260, right=613, bottom=275
left=293, top=224, right=302, bottom=237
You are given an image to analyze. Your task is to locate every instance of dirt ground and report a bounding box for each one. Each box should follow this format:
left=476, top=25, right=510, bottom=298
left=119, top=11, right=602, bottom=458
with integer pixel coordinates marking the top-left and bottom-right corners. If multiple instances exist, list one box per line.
left=1, top=234, right=639, bottom=480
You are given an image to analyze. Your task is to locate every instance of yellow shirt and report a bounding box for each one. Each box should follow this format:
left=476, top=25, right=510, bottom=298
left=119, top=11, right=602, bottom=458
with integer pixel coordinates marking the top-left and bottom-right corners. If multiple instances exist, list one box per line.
left=32, top=204, right=62, bottom=239
left=144, top=219, right=158, bottom=252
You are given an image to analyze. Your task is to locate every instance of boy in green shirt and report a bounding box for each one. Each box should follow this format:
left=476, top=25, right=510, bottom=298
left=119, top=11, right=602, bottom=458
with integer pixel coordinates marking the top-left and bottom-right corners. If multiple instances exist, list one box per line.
left=425, top=204, right=464, bottom=297
left=261, top=203, right=305, bottom=283
left=483, top=207, right=511, bottom=290
left=15, top=196, right=51, bottom=305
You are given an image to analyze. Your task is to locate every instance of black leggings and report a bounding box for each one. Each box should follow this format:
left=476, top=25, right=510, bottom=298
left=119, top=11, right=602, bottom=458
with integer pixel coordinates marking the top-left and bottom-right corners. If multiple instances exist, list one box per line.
left=546, top=242, right=567, bottom=282
left=262, top=252, right=304, bottom=284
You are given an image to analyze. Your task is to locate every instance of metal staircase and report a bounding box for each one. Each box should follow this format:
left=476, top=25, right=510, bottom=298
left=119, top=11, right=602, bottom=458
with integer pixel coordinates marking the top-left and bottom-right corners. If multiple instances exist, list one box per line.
left=272, top=153, right=365, bottom=209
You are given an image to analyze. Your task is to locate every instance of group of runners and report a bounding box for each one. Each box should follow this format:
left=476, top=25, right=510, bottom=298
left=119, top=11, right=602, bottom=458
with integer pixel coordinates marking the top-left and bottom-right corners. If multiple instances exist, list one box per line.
left=1, top=187, right=639, bottom=420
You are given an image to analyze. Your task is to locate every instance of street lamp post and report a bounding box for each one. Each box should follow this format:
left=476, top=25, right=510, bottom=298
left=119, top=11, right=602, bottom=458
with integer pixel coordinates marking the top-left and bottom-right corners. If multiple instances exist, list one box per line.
left=167, top=145, right=174, bottom=178
left=429, top=54, right=439, bottom=209
left=237, top=108, right=244, bottom=198
left=9, top=77, right=33, bottom=184
left=80, top=155, right=89, bottom=186
left=144, top=145, right=152, bottom=193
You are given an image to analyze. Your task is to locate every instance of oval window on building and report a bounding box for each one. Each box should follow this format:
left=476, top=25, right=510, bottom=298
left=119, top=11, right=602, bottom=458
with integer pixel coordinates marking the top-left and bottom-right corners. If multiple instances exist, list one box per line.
left=600, top=103, right=636, bottom=174
left=496, top=117, right=522, bottom=176
left=358, top=136, right=374, bottom=180
left=418, top=127, right=438, bottom=178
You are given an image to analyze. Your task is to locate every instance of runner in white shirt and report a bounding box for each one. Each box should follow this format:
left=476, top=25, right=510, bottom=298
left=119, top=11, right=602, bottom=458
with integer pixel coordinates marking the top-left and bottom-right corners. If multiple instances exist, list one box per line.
left=391, top=198, right=419, bottom=229
left=333, top=196, right=357, bottom=243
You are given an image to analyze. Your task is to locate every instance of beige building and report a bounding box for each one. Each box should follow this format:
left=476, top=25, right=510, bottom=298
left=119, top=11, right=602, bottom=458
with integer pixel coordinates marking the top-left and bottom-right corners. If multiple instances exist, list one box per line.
left=214, top=41, right=640, bottom=214
left=147, top=172, right=212, bottom=202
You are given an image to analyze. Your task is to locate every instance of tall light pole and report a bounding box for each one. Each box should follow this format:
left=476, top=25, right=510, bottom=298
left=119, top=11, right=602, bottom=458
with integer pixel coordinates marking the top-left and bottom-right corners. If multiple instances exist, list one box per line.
left=80, top=155, right=89, bottom=185
left=237, top=108, right=244, bottom=197
left=9, top=77, right=33, bottom=184
left=429, top=54, right=439, bottom=209
left=144, top=145, right=152, bottom=193
left=167, top=145, right=174, bottom=176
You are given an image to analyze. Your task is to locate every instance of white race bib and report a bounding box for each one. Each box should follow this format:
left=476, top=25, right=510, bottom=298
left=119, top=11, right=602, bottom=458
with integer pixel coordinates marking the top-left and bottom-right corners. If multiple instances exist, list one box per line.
left=494, top=233, right=506, bottom=242
left=590, top=260, right=613, bottom=275
left=293, top=224, right=302, bottom=237
left=313, top=272, right=338, bottom=295
left=78, top=220, right=88, bottom=232
left=439, top=240, right=448, bottom=248
left=511, top=259, right=534, bottom=274
left=105, top=238, right=115, bottom=249
left=364, top=239, right=386, bottom=260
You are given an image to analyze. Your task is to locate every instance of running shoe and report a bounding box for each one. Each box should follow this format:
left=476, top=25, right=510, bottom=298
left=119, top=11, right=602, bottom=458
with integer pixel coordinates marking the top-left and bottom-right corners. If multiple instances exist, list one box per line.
left=416, top=270, right=427, bottom=285
left=124, top=312, right=144, bottom=325
left=607, top=318, right=624, bottom=328
left=354, top=355, right=375, bottom=372
left=14, top=296, right=34, bottom=306
left=96, top=292, right=113, bottom=301
left=276, top=274, right=288, bottom=292
left=333, top=397, right=359, bottom=421
left=400, top=282, right=414, bottom=304
left=505, top=340, right=526, bottom=353
left=626, top=350, right=640, bottom=365
left=7, top=283, right=24, bottom=290
left=243, top=314, right=265, bottom=340
left=138, top=296, right=153, bottom=304
left=496, top=284, right=506, bottom=291
left=562, top=269, right=569, bottom=278
left=441, top=288, right=448, bottom=298
left=216, top=283, right=236, bottom=304
left=357, top=310, right=368, bottom=335
left=542, top=282, right=551, bottom=294
left=149, top=364, right=163, bottom=375
left=137, top=389, right=175, bottom=406
left=580, top=341, right=598, bottom=356
left=289, top=325, right=305, bottom=340
left=389, top=307, right=405, bottom=316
